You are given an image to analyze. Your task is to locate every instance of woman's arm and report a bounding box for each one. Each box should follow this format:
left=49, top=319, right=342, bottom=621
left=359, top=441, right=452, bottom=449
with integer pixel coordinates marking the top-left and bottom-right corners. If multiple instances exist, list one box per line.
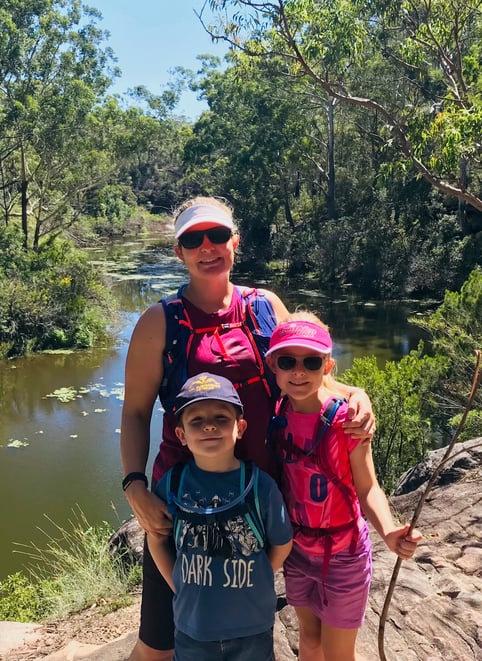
left=121, top=303, right=172, bottom=536
left=336, top=383, right=376, bottom=441
left=350, top=443, right=422, bottom=559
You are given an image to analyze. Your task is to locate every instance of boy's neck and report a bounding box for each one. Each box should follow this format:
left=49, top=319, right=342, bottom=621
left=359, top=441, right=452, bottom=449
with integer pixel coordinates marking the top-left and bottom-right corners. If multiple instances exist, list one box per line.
left=193, top=454, right=241, bottom=472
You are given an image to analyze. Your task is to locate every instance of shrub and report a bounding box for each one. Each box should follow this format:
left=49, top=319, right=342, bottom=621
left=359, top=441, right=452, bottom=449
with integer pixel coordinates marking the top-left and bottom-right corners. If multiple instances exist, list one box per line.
left=410, top=268, right=482, bottom=430
left=0, top=230, right=116, bottom=356
left=0, top=573, right=49, bottom=622
left=342, top=346, right=443, bottom=492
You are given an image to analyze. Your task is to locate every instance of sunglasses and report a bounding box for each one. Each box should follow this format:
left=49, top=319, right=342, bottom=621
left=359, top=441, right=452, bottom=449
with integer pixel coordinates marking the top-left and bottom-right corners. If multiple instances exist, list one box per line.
left=276, top=355, right=324, bottom=371
left=178, top=227, right=232, bottom=249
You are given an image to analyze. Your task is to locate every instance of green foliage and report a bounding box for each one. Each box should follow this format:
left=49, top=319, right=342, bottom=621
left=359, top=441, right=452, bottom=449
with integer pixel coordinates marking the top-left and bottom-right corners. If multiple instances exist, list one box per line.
left=0, top=573, right=50, bottom=622
left=0, top=509, right=141, bottom=622
left=339, top=270, right=482, bottom=492
left=410, top=268, right=482, bottom=420
left=206, top=0, right=482, bottom=218
left=0, top=230, right=115, bottom=356
left=449, top=410, right=482, bottom=444
left=342, top=347, right=442, bottom=492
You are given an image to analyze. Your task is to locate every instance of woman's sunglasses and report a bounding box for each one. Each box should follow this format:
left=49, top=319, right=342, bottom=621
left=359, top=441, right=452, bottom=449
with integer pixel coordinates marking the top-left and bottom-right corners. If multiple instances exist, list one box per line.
left=178, top=227, right=232, bottom=249
left=276, top=355, right=324, bottom=371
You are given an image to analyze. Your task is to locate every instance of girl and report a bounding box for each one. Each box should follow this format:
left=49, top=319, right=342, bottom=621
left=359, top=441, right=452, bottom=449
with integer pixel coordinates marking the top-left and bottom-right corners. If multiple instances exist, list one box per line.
left=265, top=312, right=421, bottom=661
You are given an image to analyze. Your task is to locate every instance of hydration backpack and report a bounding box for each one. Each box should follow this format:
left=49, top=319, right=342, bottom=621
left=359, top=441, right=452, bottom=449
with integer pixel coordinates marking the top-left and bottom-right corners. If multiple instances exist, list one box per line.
left=268, top=396, right=345, bottom=461
left=166, top=460, right=266, bottom=557
left=268, top=396, right=360, bottom=577
left=159, top=285, right=279, bottom=414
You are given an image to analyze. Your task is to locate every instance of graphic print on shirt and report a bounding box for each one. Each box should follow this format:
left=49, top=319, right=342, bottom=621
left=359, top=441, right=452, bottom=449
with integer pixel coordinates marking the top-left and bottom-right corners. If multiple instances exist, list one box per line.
left=175, top=488, right=262, bottom=589
left=177, top=488, right=261, bottom=559
left=281, top=429, right=330, bottom=528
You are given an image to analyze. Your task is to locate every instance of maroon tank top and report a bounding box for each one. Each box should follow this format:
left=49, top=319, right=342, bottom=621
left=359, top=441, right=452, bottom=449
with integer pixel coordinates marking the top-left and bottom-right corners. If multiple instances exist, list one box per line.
left=152, top=288, right=277, bottom=483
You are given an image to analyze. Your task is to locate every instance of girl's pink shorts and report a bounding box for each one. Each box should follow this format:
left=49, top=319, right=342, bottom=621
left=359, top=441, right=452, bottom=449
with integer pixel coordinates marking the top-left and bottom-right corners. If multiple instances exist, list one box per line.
left=283, top=522, right=372, bottom=629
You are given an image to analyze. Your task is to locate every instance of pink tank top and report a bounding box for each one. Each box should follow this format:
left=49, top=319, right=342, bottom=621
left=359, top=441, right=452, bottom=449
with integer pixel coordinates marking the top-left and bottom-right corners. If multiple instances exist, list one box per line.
left=280, top=400, right=363, bottom=556
left=153, top=288, right=276, bottom=483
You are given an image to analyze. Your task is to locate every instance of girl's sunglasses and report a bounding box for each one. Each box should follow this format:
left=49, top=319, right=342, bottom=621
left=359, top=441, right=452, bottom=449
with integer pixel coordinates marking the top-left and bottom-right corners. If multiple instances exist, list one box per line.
left=276, top=355, right=324, bottom=371
left=178, top=227, right=232, bottom=249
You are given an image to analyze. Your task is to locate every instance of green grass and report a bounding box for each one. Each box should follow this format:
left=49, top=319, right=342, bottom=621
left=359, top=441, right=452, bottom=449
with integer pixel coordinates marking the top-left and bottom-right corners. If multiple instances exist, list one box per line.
left=0, top=506, right=141, bottom=622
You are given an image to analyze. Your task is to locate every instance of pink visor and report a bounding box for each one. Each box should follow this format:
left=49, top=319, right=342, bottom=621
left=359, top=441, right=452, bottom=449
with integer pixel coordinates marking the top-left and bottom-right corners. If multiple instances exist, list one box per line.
left=266, top=321, right=332, bottom=356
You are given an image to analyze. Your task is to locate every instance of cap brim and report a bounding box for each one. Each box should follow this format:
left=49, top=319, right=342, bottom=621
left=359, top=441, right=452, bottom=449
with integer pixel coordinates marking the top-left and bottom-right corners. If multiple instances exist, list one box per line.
left=175, top=396, right=243, bottom=417
left=265, top=340, right=331, bottom=357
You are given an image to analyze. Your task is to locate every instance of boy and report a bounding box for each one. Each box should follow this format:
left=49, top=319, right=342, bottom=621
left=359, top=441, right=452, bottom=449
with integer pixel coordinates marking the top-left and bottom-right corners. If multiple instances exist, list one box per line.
left=147, top=372, right=293, bottom=661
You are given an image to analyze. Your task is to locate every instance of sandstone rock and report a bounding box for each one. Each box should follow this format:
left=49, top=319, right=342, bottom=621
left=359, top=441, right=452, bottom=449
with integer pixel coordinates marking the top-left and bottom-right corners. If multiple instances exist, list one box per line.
left=111, top=438, right=482, bottom=660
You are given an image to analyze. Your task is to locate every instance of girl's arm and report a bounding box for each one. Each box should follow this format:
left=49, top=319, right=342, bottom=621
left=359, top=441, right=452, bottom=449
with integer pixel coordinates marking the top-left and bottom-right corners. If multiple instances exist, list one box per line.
left=268, top=540, right=293, bottom=572
left=350, top=443, right=422, bottom=559
left=146, top=531, right=176, bottom=592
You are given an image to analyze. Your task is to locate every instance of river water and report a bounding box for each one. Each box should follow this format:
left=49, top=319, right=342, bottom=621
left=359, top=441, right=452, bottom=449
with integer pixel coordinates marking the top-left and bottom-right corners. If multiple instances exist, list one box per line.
left=0, top=237, right=428, bottom=580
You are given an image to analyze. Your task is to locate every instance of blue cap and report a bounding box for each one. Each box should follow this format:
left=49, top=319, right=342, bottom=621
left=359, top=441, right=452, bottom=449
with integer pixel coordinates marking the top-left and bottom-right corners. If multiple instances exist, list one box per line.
left=174, top=373, right=243, bottom=417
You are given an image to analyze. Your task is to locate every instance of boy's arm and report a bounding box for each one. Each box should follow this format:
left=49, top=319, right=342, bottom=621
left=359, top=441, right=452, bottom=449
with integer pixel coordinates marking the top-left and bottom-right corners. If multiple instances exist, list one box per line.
left=146, top=531, right=176, bottom=592
left=267, top=540, right=293, bottom=572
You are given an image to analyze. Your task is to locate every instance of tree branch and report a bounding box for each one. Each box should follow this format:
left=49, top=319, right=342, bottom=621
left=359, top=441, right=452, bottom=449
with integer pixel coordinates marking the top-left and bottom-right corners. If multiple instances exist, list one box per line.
left=378, top=349, right=482, bottom=661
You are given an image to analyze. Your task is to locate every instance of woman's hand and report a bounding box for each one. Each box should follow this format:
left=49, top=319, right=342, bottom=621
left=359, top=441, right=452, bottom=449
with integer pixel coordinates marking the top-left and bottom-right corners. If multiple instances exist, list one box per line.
left=343, top=387, right=376, bottom=441
left=124, top=481, right=173, bottom=537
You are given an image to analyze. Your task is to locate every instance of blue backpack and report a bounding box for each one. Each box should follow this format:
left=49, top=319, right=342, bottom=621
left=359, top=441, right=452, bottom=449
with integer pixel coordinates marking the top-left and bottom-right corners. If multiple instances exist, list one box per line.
left=159, top=285, right=279, bottom=414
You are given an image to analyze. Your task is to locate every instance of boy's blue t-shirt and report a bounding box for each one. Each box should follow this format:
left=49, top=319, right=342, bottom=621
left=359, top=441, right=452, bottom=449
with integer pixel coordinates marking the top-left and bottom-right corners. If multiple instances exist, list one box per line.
left=155, top=461, right=293, bottom=642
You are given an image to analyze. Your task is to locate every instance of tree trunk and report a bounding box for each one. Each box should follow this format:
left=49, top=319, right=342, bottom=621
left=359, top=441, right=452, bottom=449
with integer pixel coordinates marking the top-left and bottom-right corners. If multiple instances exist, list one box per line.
left=327, top=98, right=336, bottom=220
left=20, top=146, right=28, bottom=248
left=458, top=158, right=469, bottom=235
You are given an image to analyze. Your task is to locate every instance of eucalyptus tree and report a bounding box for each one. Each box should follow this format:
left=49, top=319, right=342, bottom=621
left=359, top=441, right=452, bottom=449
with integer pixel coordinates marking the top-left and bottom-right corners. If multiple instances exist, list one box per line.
left=183, top=54, right=333, bottom=265
left=202, top=0, right=482, bottom=227
left=118, top=85, right=193, bottom=215
left=0, top=0, right=118, bottom=249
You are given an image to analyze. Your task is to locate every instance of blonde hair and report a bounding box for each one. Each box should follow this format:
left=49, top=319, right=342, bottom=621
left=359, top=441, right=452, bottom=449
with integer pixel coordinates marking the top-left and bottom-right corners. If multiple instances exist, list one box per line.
left=173, top=196, right=234, bottom=222
left=282, top=309, right=330, bottom=333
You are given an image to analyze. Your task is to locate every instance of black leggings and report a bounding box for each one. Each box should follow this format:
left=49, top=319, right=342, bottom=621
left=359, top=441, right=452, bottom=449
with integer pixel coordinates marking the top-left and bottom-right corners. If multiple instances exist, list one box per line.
left=139, top=536, right=175, bottom=650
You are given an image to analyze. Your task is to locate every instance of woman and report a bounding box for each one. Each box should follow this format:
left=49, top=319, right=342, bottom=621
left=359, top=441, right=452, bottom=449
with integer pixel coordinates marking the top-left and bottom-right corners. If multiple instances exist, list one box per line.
left=121, top=196, right=375, bottom=661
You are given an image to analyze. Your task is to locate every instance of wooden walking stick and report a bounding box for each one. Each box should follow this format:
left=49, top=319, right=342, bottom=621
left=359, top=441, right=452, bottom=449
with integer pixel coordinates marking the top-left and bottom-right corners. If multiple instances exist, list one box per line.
left=377, top=350, right=482, bottom=661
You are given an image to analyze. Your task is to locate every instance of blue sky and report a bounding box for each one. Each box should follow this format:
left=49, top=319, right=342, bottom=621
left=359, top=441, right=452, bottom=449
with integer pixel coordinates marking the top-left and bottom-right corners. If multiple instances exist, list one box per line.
left=90, top=1, right=228, bottom=119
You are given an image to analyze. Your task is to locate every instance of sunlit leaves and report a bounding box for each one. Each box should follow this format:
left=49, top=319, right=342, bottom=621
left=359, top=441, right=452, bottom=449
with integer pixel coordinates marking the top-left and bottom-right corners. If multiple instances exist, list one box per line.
left=206, top=0, right=482, bottom=212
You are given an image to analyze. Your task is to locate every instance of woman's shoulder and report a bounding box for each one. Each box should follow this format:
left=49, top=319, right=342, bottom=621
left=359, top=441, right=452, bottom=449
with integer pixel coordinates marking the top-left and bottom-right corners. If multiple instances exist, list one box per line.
left=234, top=285, right=288, bottom=321
left=129, top=301, right=167, bottom=350
left=136, top=300, right=166, bottom=325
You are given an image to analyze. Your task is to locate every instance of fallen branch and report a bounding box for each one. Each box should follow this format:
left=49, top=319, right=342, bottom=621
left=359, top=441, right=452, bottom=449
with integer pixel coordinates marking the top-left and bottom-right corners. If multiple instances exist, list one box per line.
left=378, top=350, right=482, bottom=661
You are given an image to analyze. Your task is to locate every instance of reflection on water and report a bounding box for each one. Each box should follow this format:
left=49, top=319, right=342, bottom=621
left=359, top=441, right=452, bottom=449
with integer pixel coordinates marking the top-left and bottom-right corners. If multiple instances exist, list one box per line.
left=0, top=238, right=429, bottom=580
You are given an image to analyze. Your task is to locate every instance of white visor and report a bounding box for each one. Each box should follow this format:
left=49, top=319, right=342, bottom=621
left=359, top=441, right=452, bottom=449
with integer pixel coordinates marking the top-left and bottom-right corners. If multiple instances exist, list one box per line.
left=174, top=204, right=234, bottom=239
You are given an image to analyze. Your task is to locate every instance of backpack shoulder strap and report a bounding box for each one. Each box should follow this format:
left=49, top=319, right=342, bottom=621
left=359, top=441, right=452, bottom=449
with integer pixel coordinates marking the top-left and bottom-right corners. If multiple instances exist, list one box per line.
left=166, top=461, right=187, bottom=516
left=307, top=397, right=345, bottom=456
left=237, top=287, right=277, bottom=337
left=159, top=286, right=192, bottom=413
left=242, top=460, right=266, bottom=548
left=166, top=461, right=189, bottom=545
left=266, top=395, right=290, bottom=455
